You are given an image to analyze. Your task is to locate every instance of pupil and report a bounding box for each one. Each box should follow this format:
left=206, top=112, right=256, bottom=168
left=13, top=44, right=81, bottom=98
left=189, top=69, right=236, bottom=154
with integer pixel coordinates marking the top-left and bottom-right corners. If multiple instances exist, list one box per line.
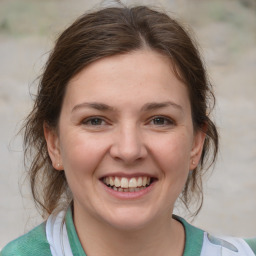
left=91, top=118, right=101, bottom=125
left=154, top=117, right=164, bottom=124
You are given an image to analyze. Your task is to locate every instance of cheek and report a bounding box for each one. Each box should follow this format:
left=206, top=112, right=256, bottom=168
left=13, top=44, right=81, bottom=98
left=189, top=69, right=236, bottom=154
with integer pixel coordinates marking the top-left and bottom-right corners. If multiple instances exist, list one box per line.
left=59, top=132, right=109, bottom=176
left=150, top=133, right=193, bottom=171
left=149, top=132, right=192, bottom=195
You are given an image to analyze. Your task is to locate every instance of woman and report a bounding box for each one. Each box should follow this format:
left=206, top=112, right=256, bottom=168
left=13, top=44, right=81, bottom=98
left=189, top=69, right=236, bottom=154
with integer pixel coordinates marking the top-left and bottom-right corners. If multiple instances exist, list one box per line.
left=1, top=2, right=255, bottom=256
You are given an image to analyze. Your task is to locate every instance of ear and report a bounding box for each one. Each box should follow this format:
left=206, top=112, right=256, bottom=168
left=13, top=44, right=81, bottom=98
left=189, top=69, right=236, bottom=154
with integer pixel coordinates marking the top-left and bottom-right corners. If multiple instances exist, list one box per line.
left=43, top=122, right=63, bottom=171
left=189, top=128, right=206, bottom=170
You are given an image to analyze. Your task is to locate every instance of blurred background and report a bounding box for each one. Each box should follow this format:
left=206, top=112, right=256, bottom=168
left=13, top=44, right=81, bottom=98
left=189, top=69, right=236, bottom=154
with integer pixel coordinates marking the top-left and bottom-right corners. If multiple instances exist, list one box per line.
left=0, top=0, right=255, bottom=248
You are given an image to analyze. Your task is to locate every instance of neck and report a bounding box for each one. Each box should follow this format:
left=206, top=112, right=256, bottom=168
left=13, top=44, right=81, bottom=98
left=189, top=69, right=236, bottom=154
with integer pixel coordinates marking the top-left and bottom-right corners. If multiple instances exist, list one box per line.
left=73, top=206, right=185, bottom=256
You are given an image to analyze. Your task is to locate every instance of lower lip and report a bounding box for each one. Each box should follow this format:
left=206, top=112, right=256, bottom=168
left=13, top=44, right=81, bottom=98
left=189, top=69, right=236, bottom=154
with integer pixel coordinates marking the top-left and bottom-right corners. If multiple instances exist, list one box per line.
left=101, top=181, right=156, bottom=200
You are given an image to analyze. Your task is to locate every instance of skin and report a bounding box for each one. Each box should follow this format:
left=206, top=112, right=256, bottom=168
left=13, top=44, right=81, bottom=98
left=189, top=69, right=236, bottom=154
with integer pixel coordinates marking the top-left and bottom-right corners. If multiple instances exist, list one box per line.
left=44, top=49, right=205, bottom=256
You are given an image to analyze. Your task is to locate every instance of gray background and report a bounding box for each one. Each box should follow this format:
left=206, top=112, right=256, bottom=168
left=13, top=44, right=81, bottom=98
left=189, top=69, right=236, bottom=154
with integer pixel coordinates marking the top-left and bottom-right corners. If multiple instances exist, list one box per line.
left=0, top=0, right=256, bottom=248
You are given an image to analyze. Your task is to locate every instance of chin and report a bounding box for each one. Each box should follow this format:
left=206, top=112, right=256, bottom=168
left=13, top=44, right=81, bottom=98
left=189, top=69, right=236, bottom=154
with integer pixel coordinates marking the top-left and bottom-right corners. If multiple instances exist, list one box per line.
left=101, top=207, right=157, bottom=231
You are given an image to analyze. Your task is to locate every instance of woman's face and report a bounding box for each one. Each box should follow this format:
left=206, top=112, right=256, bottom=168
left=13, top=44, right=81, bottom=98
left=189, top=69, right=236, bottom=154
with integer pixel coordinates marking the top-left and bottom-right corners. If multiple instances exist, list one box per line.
left=45, top=50, right=205, bottom=230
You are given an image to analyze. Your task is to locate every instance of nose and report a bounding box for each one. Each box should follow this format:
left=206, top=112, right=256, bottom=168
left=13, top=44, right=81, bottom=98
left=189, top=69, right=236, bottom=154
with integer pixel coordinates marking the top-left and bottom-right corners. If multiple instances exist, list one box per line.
left=110, top=123, right=147, bottom=164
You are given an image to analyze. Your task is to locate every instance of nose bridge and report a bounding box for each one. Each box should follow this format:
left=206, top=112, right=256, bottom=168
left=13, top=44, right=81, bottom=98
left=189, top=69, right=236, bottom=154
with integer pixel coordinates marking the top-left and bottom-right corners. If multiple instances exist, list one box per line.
left=110, top=121, right=146, bottom=163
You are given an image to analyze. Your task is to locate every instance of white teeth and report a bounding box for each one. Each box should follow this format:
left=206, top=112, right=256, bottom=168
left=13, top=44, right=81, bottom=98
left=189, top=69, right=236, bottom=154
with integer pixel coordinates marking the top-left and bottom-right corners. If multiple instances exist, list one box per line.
left=137, top=177, right=142, bottom=186
left=103, top=176, right=153, bottom=191
left=142, top=177, right=147, bottom=186
left=129, top=178, right=137, bottom=188
left=109, top=177, right=114, bottom=186
left=114, top=177, right=121, bottom=187
left=121, top=177, right=129, bottom=188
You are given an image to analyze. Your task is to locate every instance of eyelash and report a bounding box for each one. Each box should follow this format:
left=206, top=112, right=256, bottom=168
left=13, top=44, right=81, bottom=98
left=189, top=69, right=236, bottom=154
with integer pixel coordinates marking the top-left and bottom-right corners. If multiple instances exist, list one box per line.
left=81, top=116, right=107, bottom=126
left=81, top=116, right=175, bottom=127
left=148, top=116, right=175, bottom=126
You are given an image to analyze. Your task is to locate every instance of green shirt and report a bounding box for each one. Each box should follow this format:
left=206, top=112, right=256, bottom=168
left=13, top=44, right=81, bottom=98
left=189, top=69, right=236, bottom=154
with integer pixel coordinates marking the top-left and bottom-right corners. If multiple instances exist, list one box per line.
left=1, top=208, right=255, bottom=256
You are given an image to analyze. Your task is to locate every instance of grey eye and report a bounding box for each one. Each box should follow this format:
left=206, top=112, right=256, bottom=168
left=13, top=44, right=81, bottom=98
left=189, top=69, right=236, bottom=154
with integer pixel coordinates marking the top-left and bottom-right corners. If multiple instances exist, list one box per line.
left=153, top=117, right=166, bottom=125
left=84, top=117, right=105, bottom=126
left=151, top=117, right=173, bottom=125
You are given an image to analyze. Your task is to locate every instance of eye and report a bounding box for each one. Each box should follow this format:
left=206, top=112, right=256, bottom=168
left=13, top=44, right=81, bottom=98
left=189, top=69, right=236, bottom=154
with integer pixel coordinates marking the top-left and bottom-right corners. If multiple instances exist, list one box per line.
left=149, top=116, right=175, bottom=126
left=82, top=117, right=107, bottom=126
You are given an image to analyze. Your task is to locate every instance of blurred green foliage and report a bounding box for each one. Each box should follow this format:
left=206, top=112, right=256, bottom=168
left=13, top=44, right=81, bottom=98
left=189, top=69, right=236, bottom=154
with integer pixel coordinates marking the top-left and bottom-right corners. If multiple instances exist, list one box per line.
left=0, top=0, right=255, bottom=38
left=0, top=0, right=60, bottom=36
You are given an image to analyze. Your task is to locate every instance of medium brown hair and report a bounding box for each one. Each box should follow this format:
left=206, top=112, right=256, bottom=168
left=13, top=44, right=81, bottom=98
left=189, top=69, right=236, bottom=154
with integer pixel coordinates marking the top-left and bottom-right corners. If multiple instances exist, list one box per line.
left=23, top=4, right=218, bottom=217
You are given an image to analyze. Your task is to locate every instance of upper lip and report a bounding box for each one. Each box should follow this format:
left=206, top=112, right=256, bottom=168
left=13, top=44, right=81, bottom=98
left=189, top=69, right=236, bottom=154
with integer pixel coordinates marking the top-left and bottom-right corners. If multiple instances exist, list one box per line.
left=99, top=172, right=158, bottom=179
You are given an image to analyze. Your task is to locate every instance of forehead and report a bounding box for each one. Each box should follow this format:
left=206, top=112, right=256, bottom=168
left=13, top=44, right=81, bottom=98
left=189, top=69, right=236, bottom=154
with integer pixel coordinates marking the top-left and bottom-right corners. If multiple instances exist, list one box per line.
left=63, top=50, right=190, bottom=112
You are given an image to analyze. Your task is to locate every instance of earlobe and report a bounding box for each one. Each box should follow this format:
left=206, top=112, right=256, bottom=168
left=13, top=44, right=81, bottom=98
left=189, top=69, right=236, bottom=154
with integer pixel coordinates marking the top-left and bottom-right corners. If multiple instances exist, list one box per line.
left=43, top=122, right=63, bottom=171
left=190, top=129, right=206, bottom=170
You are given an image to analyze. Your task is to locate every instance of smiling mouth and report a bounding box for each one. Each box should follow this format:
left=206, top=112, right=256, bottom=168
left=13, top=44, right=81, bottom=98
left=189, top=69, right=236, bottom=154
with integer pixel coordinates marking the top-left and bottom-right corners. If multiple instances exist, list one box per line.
left=101, top=176, right=155, bottom=192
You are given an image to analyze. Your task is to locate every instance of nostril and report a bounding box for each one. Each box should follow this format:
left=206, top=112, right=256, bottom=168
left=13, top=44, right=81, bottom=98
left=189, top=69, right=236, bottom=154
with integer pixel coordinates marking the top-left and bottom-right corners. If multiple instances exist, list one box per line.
left=109, top=132, right=147, bottom=163
left=111, top=143, right=148, bottom=162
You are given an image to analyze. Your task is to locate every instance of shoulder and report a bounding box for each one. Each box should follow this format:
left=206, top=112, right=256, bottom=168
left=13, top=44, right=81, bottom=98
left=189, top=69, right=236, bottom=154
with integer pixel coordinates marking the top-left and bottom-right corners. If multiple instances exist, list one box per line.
left=201, top=232, right=256, bottom=256
left=0, top=222, right=52, bottom=256
left=174, top=215, right=256, bottom=256
left=245, top=237, right=256, bottom=255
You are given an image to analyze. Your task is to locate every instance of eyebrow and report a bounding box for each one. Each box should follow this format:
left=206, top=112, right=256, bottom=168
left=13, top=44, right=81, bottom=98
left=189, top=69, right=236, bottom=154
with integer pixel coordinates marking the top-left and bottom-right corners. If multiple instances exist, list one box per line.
left=141, top=101, right=183, bottom=112
left=72, top=102, right=116, bottom=113
left=71, top=101, right=183, bottom=113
